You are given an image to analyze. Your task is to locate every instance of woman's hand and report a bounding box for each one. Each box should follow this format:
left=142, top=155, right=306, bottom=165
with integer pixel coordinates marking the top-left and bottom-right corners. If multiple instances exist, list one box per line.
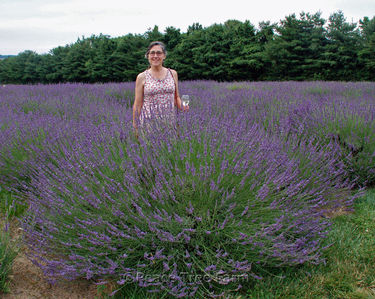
left=176, top=96, right=189, bottom=112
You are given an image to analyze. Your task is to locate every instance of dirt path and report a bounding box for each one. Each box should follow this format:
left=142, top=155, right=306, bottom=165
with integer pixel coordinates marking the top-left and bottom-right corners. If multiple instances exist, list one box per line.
left=3, top=254, right=98, bottom=299
left=1, top=220, right=99, bottom=299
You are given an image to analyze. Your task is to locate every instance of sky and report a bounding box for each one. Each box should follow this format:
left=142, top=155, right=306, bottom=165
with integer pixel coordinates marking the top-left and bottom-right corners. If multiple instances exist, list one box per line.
left=1, top=0, right=375, bottom=55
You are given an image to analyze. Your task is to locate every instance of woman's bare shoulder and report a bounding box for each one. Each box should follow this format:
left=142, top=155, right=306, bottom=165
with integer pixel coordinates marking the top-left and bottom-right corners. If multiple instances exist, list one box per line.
left=168, top=68, right=178, bottom=75
left=168, top=69, right=178, bottom=79
left=136, top=71, right=146, bottom=83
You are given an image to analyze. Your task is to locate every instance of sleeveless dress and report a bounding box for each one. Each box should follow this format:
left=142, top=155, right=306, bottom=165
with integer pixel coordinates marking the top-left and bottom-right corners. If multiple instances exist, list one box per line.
left=139, top=69, right=176, bottom=127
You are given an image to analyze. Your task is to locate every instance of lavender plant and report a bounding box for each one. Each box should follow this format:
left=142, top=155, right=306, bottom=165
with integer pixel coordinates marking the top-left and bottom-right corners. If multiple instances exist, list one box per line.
left=0, top=81, right=372, bottom=297
left=226, top=81, right=375, bottom=187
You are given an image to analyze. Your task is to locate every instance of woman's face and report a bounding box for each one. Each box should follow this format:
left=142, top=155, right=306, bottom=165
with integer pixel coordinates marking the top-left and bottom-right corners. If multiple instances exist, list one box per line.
left=147, top=45, right=166, bottom=67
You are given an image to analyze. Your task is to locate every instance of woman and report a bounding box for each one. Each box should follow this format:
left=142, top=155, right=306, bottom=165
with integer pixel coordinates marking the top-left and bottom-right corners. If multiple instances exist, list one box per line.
left=132, top=41, right=187, bottom=135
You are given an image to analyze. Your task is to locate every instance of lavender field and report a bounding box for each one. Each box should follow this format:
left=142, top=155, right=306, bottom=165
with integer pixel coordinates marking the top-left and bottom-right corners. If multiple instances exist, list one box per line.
left=0, top=81, right=374, bottom=297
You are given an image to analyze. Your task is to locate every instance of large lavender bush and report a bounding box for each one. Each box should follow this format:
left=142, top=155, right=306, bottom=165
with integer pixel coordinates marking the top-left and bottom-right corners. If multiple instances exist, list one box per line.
left=0, top=81, right=372, bottom=297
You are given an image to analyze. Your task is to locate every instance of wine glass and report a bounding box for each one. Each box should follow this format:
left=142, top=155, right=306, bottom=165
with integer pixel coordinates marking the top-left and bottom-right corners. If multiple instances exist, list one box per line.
left=181, top=95, right=190, bottom=107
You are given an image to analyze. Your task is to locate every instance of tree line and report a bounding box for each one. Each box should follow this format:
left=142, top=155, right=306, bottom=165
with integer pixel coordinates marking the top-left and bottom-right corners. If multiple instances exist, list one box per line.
left=0, top=11, right=374, bottom=84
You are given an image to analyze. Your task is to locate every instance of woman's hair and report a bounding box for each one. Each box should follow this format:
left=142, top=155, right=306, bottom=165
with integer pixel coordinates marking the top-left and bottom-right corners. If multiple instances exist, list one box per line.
left=145, top=41, right=167, bottom=59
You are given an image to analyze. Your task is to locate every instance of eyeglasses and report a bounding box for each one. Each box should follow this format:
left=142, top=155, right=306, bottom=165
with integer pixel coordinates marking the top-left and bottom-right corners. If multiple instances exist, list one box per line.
left=149, top=51, right=164, bottom=56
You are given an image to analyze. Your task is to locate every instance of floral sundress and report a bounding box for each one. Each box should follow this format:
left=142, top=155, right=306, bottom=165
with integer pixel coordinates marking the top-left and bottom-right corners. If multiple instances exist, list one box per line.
left=139, top=69, right=176, bottom=127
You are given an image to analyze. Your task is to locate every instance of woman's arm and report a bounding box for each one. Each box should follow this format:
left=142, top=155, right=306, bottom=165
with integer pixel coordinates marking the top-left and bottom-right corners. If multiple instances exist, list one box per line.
left=133, top=73, right=145, bottom=129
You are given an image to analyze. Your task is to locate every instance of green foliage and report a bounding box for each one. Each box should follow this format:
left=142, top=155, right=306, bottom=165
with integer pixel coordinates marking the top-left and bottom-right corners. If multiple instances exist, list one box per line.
left=0, top=51, right=45, bottom=84
left=1, top=11, right=374, bottom=83
left=0, top=214, right=19, bottom=294
left=0, top=188, right=27, bottom=218
left=358, top=17, right=375, bottom=80
left=0, top=130, right=47, bottom=201
left=304, top=86, right=331, bottom=96
left=243, top=189, right=375, bottom=299
left=105, top=88, right=135, bottom=108
left=319, top=114, right=375, bottom=187
left=163, top=26, right=182, bottom=51
left=322, top=11, right=362, bottom=80
left=90, top=189, right=375, bottom=299
left=264, top=12, right=327, bottom=80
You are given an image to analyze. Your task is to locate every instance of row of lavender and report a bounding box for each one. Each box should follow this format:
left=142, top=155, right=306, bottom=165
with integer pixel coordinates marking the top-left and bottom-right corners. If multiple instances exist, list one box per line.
left=0, top=81, right=374, bottom=297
